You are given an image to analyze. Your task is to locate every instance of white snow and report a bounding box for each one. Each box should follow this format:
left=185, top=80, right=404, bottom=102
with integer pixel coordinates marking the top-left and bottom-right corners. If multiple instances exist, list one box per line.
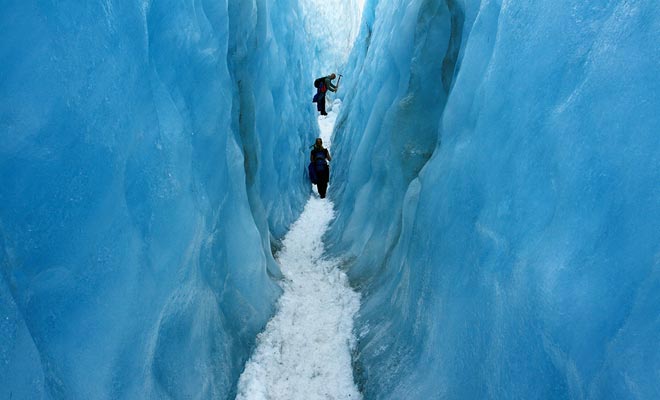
left=316, top=99, right=342, bottom=147
left=236, top=103, right=362, bottom=400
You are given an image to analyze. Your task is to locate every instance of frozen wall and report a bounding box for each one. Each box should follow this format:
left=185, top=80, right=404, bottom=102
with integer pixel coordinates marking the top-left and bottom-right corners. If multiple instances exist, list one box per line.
left=299, top=0, right=365, bottom=78
left=329, top=0, right=660, bottom=398
left=0, top=1, right=315, bottom=398
left=3, top=0, right=659, bottom=398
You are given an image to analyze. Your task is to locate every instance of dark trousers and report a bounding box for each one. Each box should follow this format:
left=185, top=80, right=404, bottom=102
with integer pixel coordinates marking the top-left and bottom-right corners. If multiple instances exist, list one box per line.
left=316, top=167, right=329, bottom=198
left=317, top=180, right=328, bottom=198
left=316, top=95, right=327, bottom=115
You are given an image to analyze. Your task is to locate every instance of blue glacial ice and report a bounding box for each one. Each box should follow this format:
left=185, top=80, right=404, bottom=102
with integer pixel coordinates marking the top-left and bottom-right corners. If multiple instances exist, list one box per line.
left=328, top=0, right=660, bottom=399
left=2, top=0, right=660, bottom=399
left=299, top=0, right=365, bottom=77
left=1, top=0, right=316, bottom=398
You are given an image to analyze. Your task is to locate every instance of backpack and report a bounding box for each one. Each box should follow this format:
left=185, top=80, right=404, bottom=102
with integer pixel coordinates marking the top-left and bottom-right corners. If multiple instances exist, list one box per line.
left=313, top=77, right=327, bottom=93
left=312, top=148, right=327, bottom=163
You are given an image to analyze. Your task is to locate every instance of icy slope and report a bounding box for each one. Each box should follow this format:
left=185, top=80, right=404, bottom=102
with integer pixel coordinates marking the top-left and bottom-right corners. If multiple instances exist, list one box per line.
left=1, top=1, right=315, bottom=398
left=329, top=0, right=660, bottom=399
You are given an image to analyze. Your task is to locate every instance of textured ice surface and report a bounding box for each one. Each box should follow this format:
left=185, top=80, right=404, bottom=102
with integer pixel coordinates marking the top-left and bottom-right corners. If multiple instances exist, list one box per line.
left=0, top=0, right=315, bottom=398
left=236, top=197, right=360, bottom=400
left=2, top=0, right=659, bottom=398
left=300, top=0, right=365, bottom=78
left=329, top=0, right=660, bottom=399
left=236, top=103, right=361, bottom=400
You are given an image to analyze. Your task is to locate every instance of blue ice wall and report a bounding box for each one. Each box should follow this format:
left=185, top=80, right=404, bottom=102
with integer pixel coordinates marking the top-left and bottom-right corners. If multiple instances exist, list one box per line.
left=0, top=1, right=314, bottom=398
left=329, top=0, right=459, bottom=280
left=299, top=0, right=365, bottom=78
left=329, top=0, right=660, bottom=398
left=226, top=0, right=318, bottom=245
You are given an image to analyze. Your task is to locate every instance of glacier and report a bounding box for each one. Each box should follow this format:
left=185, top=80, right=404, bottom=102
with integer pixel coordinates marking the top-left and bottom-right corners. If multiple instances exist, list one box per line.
left=328, top=0, right=660, bottom=399
left=232, top=103, right=360, bottom=400
left=1, top=0, right=316, bottom=398
left=2, top=0, right=660, bottom=399
left=299, top=0, right=365, bottom=77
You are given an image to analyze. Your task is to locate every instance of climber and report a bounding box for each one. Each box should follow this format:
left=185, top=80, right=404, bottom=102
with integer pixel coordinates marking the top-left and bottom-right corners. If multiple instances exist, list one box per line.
left=309, top=138, right=332, bottom=198
left=312, top=73, right=339, bottom=116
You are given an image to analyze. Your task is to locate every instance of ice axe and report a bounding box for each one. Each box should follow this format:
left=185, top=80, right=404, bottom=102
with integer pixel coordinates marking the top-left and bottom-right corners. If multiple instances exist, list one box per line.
left=336, top=74, right=343, bottom=90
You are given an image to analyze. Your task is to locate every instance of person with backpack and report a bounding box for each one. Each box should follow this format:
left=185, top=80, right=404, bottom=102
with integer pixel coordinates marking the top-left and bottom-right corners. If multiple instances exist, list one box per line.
left=312, top=73, right=338, bottom=116
left=309, top=138, right=332, bottom=198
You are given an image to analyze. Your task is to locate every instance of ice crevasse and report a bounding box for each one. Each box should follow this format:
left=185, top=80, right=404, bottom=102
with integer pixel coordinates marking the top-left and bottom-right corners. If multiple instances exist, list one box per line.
left=328, top=0, right=660, bottom=399
left=1, top=0, right=660, bottom=399
left=1, top=1, right=317, bottom=398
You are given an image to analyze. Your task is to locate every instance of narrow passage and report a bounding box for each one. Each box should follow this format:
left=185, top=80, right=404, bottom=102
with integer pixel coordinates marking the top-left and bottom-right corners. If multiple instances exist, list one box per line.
left=236, top=102, right=362, bottom=400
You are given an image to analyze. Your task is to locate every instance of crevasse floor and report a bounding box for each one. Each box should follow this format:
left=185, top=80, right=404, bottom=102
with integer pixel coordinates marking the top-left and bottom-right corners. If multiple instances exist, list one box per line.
left=236, top=101, right=362, bottom=400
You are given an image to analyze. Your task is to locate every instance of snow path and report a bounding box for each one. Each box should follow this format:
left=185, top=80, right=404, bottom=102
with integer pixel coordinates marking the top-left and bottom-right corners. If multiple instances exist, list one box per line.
left=236, top=101, right=362, bottom=400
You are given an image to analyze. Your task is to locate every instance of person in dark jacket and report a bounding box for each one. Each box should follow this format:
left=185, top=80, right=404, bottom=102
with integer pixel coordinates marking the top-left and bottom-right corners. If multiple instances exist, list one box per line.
left=310, top=138, right=332, bottom=198
left=314, top=73, right=338, bottom=116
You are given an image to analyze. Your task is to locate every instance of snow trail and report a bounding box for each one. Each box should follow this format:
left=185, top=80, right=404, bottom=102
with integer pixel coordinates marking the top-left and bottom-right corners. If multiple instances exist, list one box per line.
left=236, top=101, right=361, bottom=400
